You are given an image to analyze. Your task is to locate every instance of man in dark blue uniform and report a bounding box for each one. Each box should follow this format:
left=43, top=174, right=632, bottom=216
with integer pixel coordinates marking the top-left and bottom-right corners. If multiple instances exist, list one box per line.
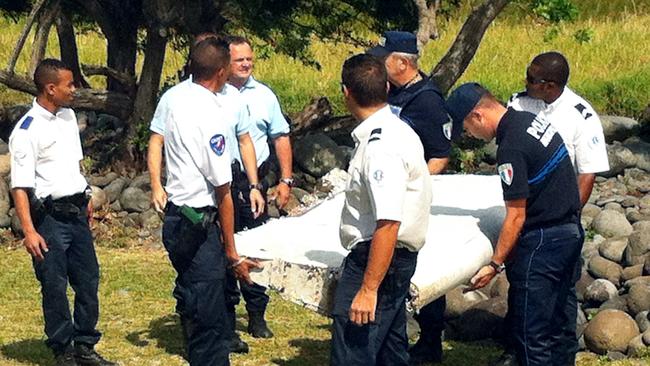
left=368, top=31, right=461, bottom=365
left=9, top=59, right=115, bottom=366
left=446, top=83, right=584, bottom=366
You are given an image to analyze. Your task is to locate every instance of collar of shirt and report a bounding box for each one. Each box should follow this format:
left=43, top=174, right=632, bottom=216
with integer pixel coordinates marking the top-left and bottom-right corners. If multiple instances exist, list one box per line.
left=351, top=105, right=392, bottom=144
left=239, top=75, right=259, bottom=91
left=544, top=86, right=573, bottom=114
left=186, top=78, right=223, bottom=107
left=496, top=108, right=517, bottom=145
left=30, top=98, right=63, bottom=121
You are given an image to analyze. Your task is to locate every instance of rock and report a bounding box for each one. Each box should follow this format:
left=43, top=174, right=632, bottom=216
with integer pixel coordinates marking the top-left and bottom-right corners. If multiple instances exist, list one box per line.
left=627, top=284, right=650, bottom=317
left=633, top=221, right=650, bottom=232
left=627, top=334, right=647, bottom=357
left=109, top=199, right=122, bottom=212
left=592, top=209, right=633, bottom=238
left=623, top=137, right=650, bottom=172
left=582, top=203, right=602, bottom=219
left=599, top=237, right=628, bottom=264
left=0, top=153, right=10, bottom=176
left=5, top=104, right=30, bottom=125
left=627, top=210, right=650, bottom=224
left=104, top=177, right=129, bottom=203
left=622, top=264, right=644, bottom=282
left=446, top=296, right=508, bottom=341
left=0, top=177, right=10, bottom=218
left=641, top=196, right=650, bottom=210
left=624, top=276, right=650, bottom=289
left=603, top=143, right=637, bottom=178
left=444, top=286, right=489, bottom=319
left=489, top=273, right=509, bottom=298
left=603, top=202, right=624, bottom=213
left=582, top=240, right=600, bottom=264
left=588, top=256, right=623, bottom=285
left=293, top=134, right=349, bottom=178
left=576, top=270, right=596, bottom=302
left=124, top=212, right=140, bottom=227
left=645, top=254, right=650, bottom=275
left=75, top=111, right=89, bottom=132
left=96, top=113, right=125, bottom=130
left=599, top=295, right=629, bottom=313
left=585, top=279, right=619, bottom=304
left=605, top=350, right=626, bottom=360
left=635, top=311, right=650, bottom=333
left=624, top=229, right=650, bottom=266
left=644, top=329, right=650, bottom=345
left=583, top=309, right=640, bottom=354
left=0, top=139, right=8, bottom=155
left=119, top=187, right=150, bottom=213
left=88, top=172, right=119, bottom=188
left=139, top=209, right=162, bottom=230
left=622, top=196, right=640, bottom=208
left=128, top=174, right=151, bottom=191
left=601, top=115, right=639, bottom=143
left=90, top=186, right=108, bottom=209
left=291, top=187, right=311, bottom=203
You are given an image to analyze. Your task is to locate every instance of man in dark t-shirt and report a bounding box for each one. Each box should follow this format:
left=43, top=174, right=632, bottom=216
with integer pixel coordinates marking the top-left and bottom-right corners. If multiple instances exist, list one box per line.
left=445, top=83, right=583, bottom=366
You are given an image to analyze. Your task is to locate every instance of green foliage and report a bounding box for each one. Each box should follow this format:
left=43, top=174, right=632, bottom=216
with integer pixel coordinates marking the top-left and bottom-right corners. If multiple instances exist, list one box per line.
left=543, top=26, right=561, bottom=42
left=573, top=27, right=594, bottom=44
left=530, top=0, right=579, bottom=23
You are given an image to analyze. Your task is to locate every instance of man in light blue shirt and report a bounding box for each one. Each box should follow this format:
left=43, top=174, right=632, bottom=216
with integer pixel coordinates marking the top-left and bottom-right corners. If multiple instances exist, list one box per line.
left=224, top=35, right=294, bottom=343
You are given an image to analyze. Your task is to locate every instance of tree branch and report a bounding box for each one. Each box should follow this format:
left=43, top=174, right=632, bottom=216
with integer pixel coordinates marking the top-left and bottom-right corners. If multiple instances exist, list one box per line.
left=7, top=0, right=48, bottom=73
left=29, top=0, right=60, bottom=76
left=56, top=11, right=90, bottom=88
left=430, top=0, right=511, bottom=94
left=81, top=64, right=137, bottom=93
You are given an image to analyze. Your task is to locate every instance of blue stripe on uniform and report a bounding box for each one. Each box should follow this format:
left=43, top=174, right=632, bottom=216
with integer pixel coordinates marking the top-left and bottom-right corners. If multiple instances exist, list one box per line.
left=528, top=144, right=569, bottom=185
left=19, top=116, right=33, bottom=130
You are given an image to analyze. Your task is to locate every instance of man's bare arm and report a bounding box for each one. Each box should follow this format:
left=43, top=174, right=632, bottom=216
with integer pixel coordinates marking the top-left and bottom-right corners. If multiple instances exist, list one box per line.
left=238, top=133, right=264, bottom=217
left=11, top=188, right=48, bottom=261
left=577, top=173, right=595, bottom=208
left=147, top=133, right=167, bottom=212
left=273, top=134, right=293, bottom=208
left=427, top=157, right=449, bottom=175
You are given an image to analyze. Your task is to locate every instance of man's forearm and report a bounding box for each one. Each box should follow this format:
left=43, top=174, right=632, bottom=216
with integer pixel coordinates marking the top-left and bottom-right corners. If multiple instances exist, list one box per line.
left=274, top=135, right=293, bottom=179
left=427, top=157, right=449, bottom=175
left=215, top=183, right=237, bottom=261
left=11, top=188, right=36, bottom=235
left=577, top=173, right=596, bottom=207
left=361, top=220, right=400, bottom=292
left=238, top=133, right=259, bottom=184
left=492, top=199, right=526, bottom=264
left=147, top=133, right=165, bottom=189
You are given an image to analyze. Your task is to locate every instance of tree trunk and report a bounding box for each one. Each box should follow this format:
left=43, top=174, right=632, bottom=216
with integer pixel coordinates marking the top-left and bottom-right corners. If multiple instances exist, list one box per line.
left=414, top=0, right=440, bottom=50
left=430, top=0, right=511, bottom=94
left=29, top=0, right=60, bottom=76
left=55, top=11, right=90, bottom=88
left=6, top=0, right=47, bottom=73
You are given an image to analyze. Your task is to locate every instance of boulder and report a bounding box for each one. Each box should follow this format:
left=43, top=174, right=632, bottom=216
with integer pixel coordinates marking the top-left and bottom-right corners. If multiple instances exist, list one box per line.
left=627, top=334, right=648, bottom=357
left=139, top=209, right=162, bottom=230
left=624, top=276, right=650, bottom=289
left=645, top=254, right=650, bottom=275
left=293, top=133, right=349, bottom=178
left=119, top=187, right=150, bottom=213
left=627, top=284, right=650, bottom=317
left=584, top=279, right=618, bottom=304
left=88, top=172, right=119, bottom=188
left=583, top=309, right=640, bottom=354
left=444, top=286, right=489, bottom=319
left=599, top=237, right=628, bottom=264
left=489, top=273, right=510, bottom=298
left=0, top=139, right=8, bottom=154
left=103, top=177, right=129, bottom=203
left=622, top=264, right=644, bottom=282
left=600, top=115, right=639, bottom=143
left=623, top=136, right=650, bottom=172
left=0, top=153, right=10, bottom=176
left=624, top=229, right=650, bottom=266
left=588, top=255, right=623, bottom=285
left=635, top=311, right=650, bottom=333
left=621, top=196, right=640, bottom=208
left=605, top=351, right=626, bottom=360
left=89, top=186, right=108, bottom=209
left=591, top=209, right=633, bottom=238
left=576, top=270, right=596, bottom=302
left=598, top=295, right=628, bottom=313
left=602, top=143, right=636, bottom=178
left=641, top=195, right=650, bottom=210
left=128, top=174, right=151, bottom=190
left=644, top=329, right=650, bottom=345
left=582, top=203, right=602, bottom=219
left=446, top=296, right=508, bottom=341
left=627, top=210, right=650, bottom=224
left=603, top=202, right=624, bottom=213
left=0, top=177, right=11, bottom=227
left=633, top=221, right=650, bottom=232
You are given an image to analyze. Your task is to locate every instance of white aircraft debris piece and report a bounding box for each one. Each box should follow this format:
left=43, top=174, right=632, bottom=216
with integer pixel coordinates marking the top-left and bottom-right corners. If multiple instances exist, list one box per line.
left=235, top=174, right=506, bottom=315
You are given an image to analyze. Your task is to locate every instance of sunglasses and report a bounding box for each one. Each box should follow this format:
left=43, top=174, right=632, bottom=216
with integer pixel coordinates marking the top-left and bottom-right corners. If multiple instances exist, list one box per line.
left=340, top=82, right=346, bottom=94
left=526, top=74, right=556, bottom=85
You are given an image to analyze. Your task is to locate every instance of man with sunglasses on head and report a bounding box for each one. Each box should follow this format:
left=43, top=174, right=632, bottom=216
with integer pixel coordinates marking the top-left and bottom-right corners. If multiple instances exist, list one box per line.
left=494, top=52, right=609, bottom=366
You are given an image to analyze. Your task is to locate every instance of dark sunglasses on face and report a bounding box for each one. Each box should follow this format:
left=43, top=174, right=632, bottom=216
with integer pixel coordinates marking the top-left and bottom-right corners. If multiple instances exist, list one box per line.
left=526, top=74, right=555, bottom=85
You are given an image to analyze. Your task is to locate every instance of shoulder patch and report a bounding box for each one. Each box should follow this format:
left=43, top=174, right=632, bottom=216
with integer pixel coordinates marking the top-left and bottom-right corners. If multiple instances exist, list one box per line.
left=19, top=116, right=33, bottom=130
left=368, top=128, right=382, bottom=143
left=442, top=121, right=452, bottom=140
left=574, top=103, right=593, bottom=119
left=209, top=134, right=226, bottom=156
left=498, top=163, right=514, bottom=186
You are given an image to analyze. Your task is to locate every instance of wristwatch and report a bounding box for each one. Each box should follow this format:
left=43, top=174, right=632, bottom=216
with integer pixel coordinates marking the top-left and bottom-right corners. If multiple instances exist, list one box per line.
left=248, top=183, right=264, bottom=191
left=279, top=177, right=295, bottom=187
left=489, top=260, right=505, bottom=273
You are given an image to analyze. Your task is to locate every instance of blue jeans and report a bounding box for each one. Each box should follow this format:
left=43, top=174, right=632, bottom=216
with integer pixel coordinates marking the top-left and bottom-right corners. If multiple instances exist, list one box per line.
left=506, top=223, right=583, bottom=366
left=33, top=208, right=101, bottom=354
left=330, top=243, right=418, bottom=366
left=163, top=203, right=229, bottom=366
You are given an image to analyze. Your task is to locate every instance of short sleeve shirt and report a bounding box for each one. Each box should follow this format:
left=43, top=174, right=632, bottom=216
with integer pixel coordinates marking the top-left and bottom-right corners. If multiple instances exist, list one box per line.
left=156, top=81, right=233, bottom=208
left=9, top=99, right=88, bottom=199
left=496, top=109, right=581, bottom=230
left=232, top=76, right=290, bottom=167
left=508, top=87, right=609, bottom=174
left=340, top=106, right=432, bottom=252
left=388, top=74, right=452, bottom=161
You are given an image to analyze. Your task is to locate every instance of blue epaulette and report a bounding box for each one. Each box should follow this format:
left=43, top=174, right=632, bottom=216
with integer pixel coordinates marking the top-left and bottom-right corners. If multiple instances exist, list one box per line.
left=19, top=116, right=34, bottom=130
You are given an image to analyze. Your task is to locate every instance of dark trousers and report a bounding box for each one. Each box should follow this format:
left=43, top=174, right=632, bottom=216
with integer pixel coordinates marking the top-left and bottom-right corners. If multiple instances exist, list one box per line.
left=506, top=223, right=583, bottom=366
left=163, top=203, right=229, bottom=366
left=225, top=162, right=270, bottom=325
left=330, top=243, right=418, bottom=366
left=413, top=295, right=446, bottom=340
left=33, top=208, right=101, bottom=354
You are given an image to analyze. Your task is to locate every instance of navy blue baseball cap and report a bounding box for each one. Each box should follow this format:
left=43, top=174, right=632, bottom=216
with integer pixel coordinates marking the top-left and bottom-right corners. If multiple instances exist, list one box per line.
left=445, top=82, right=488, bottom=127
left=367, top=31, right=418, bottom=58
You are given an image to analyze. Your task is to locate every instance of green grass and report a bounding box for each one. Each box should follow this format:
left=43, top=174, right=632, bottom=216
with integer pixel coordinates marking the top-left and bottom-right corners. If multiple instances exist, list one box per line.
left=2, top=1, right=650, bottom=118
left=1, top=231, right=649, bottom=365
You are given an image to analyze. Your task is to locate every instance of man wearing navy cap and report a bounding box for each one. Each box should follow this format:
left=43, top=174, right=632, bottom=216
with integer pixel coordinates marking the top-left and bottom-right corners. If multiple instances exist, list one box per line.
left=446, top=83, right=583, bottom=366
left=368, top=30, right=461, bottom=365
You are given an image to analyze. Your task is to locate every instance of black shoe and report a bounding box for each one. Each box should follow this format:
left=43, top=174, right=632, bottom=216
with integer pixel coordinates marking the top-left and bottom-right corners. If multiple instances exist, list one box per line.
left=409, top=337, right=442, bottom=365
left=227, top=333, right=249, bottom=354
left=54, top=347, right=78, bottom=366
left=247, top=311, right=273, bottom=338
left=74, top=344, right=117, bottom=366
left=489, top=351, right=517, bottom=366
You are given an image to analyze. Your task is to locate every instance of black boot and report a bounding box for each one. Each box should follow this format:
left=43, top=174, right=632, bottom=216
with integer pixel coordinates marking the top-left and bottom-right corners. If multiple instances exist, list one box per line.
left=74, top=343, right=117, bottom=366
left=409, top=332, right=442, bottom=365
left=247, top=311, right=273, bottom=338
left=54, top=346, right=78, bottom=366
left=226, top=308, right=249, bottom=354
